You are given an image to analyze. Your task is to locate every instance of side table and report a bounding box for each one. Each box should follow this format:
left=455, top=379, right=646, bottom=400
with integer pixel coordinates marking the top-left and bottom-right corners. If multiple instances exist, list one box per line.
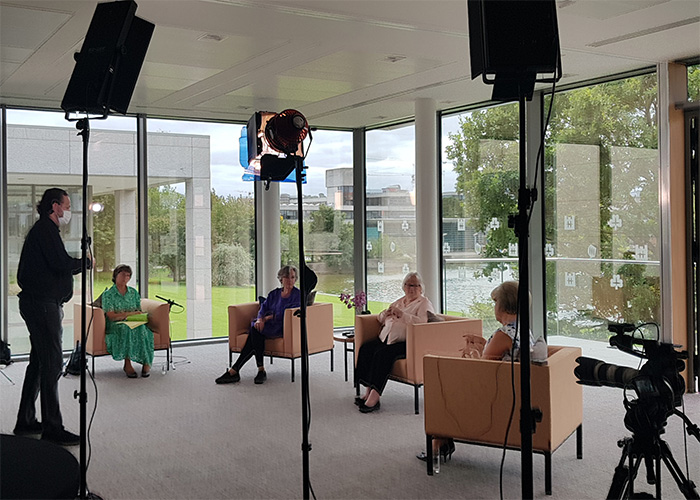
left=333, top=329, right=355, bottom=382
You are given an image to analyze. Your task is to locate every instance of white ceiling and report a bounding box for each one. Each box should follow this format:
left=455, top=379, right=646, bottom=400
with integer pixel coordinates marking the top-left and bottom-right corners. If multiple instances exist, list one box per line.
left=1, top=0, right=698, bottom=129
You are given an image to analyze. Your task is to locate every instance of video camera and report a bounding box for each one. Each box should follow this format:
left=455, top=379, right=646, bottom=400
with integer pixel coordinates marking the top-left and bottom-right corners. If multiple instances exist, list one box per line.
left=574, top=322, right=687, bottom=435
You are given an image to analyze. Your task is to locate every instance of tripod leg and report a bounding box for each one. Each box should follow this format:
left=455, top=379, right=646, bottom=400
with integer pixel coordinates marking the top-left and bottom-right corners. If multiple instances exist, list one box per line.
left=658, top=440, right=700, bottom=499
left=608, top=438, right=643, bottom=500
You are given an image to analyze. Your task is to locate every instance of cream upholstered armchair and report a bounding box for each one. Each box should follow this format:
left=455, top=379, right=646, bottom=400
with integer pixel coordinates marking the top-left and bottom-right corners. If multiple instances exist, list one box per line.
left=354, top=313, right=483, bottom=414
left=227, top=301, right=334, bottom=382
left=73, top=298, right=171, bottom=373
left=423, top=346, right=584, bottom=495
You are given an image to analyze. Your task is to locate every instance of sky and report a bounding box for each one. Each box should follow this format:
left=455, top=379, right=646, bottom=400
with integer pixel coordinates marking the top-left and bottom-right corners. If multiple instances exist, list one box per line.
left=7, top=109, right=462, bottom=198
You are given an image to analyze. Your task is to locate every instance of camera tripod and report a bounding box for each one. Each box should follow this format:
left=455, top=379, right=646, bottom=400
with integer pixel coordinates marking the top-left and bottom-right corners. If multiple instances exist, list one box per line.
left=607, top=409, right=699, bottom=499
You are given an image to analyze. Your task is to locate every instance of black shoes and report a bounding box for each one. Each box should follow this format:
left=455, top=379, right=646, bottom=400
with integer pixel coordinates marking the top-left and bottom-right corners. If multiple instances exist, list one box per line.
left=354, top=397, right=365, bottom=406
left=417, top=439, right=456, bottom=462
left=359, top=401, right=380, bottom=413
left=254, top=370, right=267, bottom=385
left=215, top=370, right=240, bottom=384
left=13, top=420, right=42, bottom=436
left=41, top=428, right=80, bottom=446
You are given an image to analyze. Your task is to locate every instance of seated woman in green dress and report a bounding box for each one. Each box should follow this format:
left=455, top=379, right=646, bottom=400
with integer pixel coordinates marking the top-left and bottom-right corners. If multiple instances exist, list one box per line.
left=102, top=264, right=154, bottom=378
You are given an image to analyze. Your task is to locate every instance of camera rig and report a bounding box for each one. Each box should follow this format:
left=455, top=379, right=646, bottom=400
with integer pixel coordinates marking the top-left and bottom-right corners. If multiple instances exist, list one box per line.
left=574, top=322, right=699, bottom=499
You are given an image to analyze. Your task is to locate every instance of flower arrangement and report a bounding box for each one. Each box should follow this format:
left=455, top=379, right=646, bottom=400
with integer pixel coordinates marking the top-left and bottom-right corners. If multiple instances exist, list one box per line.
left=339, top=291, right=367, bottom=312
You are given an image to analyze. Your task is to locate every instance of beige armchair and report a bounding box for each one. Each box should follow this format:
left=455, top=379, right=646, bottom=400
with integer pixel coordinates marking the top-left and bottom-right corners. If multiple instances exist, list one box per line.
left=423, top=346, right=584, bottom=495
left=354, top=313, right=483, bottom=414
left=227, top=302, right=334, bottom=382
left=73, top=298, right=171, bottom=373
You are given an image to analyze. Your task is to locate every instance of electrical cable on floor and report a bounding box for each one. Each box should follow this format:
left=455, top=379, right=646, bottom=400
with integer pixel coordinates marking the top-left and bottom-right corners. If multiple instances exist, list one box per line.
left=499, top=302, right=520, bottom=500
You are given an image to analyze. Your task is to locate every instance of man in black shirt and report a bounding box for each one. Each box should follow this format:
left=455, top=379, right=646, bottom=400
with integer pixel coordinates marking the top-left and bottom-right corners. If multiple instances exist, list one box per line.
left=14, top=188, right=91, bottom=446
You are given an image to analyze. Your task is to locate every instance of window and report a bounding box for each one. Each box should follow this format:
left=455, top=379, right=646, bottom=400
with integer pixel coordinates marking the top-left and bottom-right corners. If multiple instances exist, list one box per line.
left=279, top=130, right=354, bottom=326
left=441, top=104, right=519, bottom=334
left=6, top=110, right=136, bottom=353
left=366, top=124, right=416, bottom=313
left=545, top=74, right=660, bottom=339
left=147, top=119, right=253, bottom=340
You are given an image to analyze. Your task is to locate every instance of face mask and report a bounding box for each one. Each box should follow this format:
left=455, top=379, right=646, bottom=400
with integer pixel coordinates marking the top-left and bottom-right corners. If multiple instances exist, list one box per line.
left=58, top=209, right=72, bottom=226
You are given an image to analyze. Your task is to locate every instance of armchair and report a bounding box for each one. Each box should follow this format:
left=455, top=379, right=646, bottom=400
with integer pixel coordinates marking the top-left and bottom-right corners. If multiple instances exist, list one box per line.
left=423, top=346, right=584, bottom=495
left=73, top=298, right=171, bottom=373
left=227, top=302, right=334, bottom=382
left=354, top=313, right=483, bottom=414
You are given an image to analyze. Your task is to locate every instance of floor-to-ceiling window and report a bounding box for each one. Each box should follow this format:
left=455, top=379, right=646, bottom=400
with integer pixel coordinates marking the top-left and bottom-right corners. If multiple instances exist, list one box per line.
left=441, top=103, right=519, bottom=334
left=147, top=119, right=253, bottom=340
left=6, top=110, right=137, bottom=354
left=278, top=129, right=354, bottom=326
left=545, top=73, right=660, bottom=340
left=365, top=124, right=417, bottom=313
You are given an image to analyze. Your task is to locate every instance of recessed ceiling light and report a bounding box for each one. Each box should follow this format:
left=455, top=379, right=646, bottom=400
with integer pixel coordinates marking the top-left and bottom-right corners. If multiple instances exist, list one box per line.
left=197, top=33, right=227, bottom=42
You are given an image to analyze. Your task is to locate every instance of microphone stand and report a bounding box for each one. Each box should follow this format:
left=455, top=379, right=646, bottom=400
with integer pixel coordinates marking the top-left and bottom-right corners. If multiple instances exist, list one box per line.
left=155, top=295, right=184, bottom=371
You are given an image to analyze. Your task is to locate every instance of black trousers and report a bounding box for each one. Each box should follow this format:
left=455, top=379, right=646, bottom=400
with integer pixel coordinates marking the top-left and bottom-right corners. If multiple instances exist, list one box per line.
left=356, top=338, right=406, bottom=395
left=232, top=326, right=270, bottom=372
left=16, top=295, right=65, bottom=434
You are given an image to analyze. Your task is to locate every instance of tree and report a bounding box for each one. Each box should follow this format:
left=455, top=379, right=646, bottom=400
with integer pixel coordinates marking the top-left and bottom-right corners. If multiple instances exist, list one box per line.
left=445, top=102, right=520, bottom=279
left=148, top=185, right=186, bottom=282
left=92, top=193, right=115, bottom=272
left=446, top=73, right=661, bottom=327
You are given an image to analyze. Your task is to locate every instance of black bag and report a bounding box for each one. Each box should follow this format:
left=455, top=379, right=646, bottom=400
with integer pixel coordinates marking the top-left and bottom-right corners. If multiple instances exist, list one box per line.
left=0, top=339, right=11, bottom=365
left=64, top=341, right=82, bottom=376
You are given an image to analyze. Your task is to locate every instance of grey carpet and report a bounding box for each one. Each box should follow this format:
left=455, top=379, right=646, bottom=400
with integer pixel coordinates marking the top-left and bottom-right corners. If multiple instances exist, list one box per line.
left=1, top=337, right=698, bottom=499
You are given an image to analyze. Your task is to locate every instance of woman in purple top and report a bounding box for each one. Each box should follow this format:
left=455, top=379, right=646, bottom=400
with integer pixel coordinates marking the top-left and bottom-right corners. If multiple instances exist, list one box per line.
left=215, top=265, right=300, bottom=385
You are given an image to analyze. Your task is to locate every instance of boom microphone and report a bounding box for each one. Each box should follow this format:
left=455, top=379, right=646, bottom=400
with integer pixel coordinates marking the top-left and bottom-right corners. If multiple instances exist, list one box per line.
left=156, top=295, right=183, bottom=308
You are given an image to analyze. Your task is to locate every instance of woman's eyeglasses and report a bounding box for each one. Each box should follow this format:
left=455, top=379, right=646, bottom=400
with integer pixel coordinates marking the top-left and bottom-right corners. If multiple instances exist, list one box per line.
left=405, top=283, right=420, bottom=288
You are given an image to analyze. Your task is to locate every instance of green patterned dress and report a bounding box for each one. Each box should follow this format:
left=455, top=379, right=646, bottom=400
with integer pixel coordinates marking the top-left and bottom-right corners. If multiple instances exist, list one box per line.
left=102, top=285, right=154, bottom=366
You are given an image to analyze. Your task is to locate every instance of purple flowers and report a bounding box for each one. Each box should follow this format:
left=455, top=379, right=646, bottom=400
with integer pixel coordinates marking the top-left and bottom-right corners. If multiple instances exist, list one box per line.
left=339, top=291, right=367, bottom=311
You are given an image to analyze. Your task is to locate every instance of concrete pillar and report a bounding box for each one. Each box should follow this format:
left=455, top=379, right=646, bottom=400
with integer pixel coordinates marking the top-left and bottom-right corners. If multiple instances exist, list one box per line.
left=415, top=98, right=440, bottom=309
left=186, top=176, right=212, bottom=338
left=261, top=182, right=281, bottom=293
left=114, top=189, right=138, bottom=277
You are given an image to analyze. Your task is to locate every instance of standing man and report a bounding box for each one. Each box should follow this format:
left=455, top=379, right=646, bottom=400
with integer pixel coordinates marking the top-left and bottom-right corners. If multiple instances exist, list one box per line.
left=14, top=188, right=91, bottom=446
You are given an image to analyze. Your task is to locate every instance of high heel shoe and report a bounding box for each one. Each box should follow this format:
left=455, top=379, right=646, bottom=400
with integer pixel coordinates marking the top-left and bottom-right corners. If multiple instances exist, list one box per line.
left=416, top=439, right=455, bottom=462
left=441, top=438, right=456, bottom=462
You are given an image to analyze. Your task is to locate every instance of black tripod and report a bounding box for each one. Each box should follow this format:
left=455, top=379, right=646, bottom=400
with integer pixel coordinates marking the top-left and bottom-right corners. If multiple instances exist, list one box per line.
left=607, top=409, right=700, bottom=499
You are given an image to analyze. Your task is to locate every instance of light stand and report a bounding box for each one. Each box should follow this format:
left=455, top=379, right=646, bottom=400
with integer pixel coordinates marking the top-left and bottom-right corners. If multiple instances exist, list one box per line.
left=513, top=87, right=536, bottom=499
left=248, top=109, right=313, bottom=499
left=294, top=157, right=312, bottom=500
left=76, top=117, right=93, bottom=500
left=60, top=2, right=153, bottom=497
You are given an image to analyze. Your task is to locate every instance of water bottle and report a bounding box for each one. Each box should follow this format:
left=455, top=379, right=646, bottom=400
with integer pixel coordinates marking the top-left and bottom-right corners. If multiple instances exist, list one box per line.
left=432, top=444, right=441, bottom=474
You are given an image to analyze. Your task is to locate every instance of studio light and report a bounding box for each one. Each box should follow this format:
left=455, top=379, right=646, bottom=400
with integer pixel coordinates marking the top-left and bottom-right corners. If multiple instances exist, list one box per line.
left=89, top=202, right=104, bottom=213
left=246, top=109, right=310, bottom=184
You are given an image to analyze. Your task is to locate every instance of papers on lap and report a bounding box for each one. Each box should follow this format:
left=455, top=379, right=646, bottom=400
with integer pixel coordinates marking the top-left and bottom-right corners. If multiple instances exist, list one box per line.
left=116, top=313, right=148, bottom=330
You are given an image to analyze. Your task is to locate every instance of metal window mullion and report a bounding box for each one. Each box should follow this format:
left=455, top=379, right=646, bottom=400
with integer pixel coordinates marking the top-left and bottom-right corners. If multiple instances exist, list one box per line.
left=137, top=114, right=148, bottom=297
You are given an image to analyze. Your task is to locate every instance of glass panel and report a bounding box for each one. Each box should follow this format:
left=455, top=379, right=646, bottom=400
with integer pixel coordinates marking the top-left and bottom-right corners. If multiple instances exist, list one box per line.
left=365, top=124, right=417, bottom=313
left=147, top=119, right=253, bottom=340
left=279, top=130, right=354, bottom=326
left=6, top=110, right=136, bottom=354
left=545, top=74, right=660, bottom=340
left=441, top=104, right=519, bottom=335
left=689, top=64, right=699, bottom=102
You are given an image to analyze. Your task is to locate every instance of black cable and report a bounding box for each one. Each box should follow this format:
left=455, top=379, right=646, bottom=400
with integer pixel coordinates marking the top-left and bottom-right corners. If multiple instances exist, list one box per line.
left=527, top=78, right=557, bottom=227
left=499, top=298, right=520, bottom=500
